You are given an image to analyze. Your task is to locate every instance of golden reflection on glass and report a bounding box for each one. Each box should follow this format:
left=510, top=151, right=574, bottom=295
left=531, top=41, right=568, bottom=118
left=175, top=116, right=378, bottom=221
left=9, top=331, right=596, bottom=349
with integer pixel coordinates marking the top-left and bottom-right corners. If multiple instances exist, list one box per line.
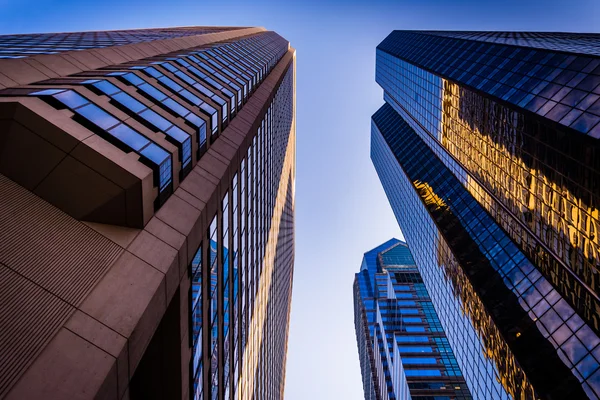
left=414, top=180, right=447, bottom=210
left=414, top=180, right=537, bottom=400
left=440, top=79, right=600, bottom=331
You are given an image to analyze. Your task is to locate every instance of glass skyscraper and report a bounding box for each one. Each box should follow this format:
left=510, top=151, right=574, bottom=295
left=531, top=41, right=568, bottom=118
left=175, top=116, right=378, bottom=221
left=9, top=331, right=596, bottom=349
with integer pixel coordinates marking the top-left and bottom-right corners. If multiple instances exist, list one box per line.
left=0, top=26, right=295, bottom=400
left=354, top=239, right=472, bottom=400
left=371, top=31, right=600, bottom=399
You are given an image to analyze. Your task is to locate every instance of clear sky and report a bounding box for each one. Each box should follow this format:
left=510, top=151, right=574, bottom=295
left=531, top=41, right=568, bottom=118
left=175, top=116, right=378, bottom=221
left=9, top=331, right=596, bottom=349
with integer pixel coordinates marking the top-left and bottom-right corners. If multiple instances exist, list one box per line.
left=1, top=0, right=598, bottom=398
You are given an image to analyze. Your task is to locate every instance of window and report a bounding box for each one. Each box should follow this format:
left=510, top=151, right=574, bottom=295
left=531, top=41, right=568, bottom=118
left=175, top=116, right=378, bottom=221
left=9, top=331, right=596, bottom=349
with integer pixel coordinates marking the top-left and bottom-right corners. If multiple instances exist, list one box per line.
left=398, top=346, right=433, bottom=353
left=30, top=88, right=172, bottom=193
left=397, top=336, right=429, bottom=343
left=402, top=357, right=437, bottom=364
left=83, top=79, right=192, bottom=169
left=404, top=369, right=442, bottom=377
left=112, top=70, right=216, bottom=136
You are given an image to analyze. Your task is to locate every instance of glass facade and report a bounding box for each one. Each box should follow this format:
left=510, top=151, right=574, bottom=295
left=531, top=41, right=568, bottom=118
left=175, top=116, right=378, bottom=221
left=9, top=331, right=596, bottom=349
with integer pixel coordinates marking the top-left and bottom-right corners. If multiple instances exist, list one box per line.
left=189, top=63, right=295, bottom=400
left=378, top=31, right=600, bottom=137
left=372, top=31, right=600, bottom=400
left=354, top=239, right=472, bottom=400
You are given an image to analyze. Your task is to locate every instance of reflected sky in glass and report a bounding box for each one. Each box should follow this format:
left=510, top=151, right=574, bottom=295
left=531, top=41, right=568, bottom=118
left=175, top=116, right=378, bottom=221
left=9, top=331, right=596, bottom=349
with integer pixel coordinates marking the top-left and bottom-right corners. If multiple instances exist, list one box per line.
left=1, top=0, right=598, bottom=398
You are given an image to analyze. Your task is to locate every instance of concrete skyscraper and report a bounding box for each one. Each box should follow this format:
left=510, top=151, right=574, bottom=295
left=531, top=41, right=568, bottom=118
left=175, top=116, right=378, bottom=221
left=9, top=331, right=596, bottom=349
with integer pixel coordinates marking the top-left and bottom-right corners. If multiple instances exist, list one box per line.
left=371, top=31, right=600, bottom=399
left=0, top=26, right=295, bottom=400
left=354, top=239, right=472, bottom=400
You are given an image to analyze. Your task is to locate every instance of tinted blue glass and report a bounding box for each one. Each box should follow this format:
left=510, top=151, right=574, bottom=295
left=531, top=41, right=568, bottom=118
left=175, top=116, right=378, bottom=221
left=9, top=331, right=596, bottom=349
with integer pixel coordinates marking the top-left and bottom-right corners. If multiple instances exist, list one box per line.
left=122, top=72, right=145, bottom=86
left=399, top=309, right=419, bottom=314
left=397, top=336, right=429, bottom=343
left=161, top=62, right=178, bottom=73
left=112, top=92, right=146, bottom=113
left=140, top=143, right=172, bottom=191
left=108, top=124, right=149, bottom=151
left=199, top=62, right=215, bottom=74
left=570, top=113, right=600, bottom=133
left=139, top=143, right=170, bottom=169
left=204, top=77, right=222, bottom=90
left=54, top=90, right=88, bottom=109
left=29, top=89, right=65, bottom=96
left=398, top=346, right=433, bottom=353
left=158, top=77, right=184, bottom=92
left=222, top=88, right=235, bottom=103
left=160, top=98, right=188, bottom=118
left=139, top=83, right=167, bottom=102
left=143, top=66, right=162, bottom=78
left=187, top=66, right=207, bottom=79
left=167, top=125, right=191, bottom=144
left=178, top=90, right=201, bottom=106
left=76, top=104, right=119, bottom=129
left=193, top=83, right=215, bottom=97
left=211, top=95, right=226, bottom=107
left=175, top=58, right=191, bottom=67
left=402, top=358, right=437, bottom=364
left=200, top=103, right=217, bottom=116
left=140, top=109, right=171, bottom=131
left=404, top=369, right=442, bottom=377
left=92, top=80, right=120, bottom=96
left=198, top=120, right=207, bottom=145
left=186, top=113, right=204, bottom=128
left=81, top=79, right=100, bottom=85
left=188, top=55, right=201, bottom=64
left=175, top=71, right=195, bottom=85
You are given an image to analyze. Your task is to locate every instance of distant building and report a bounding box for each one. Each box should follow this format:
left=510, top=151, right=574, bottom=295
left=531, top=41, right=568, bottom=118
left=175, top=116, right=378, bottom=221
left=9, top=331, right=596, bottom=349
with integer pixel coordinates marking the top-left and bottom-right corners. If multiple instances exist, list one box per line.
left=354, top=239, right=472, bottom=400
left=0, top=26, right=295, bottom=400
left=371, top=31, right=600, bottom=399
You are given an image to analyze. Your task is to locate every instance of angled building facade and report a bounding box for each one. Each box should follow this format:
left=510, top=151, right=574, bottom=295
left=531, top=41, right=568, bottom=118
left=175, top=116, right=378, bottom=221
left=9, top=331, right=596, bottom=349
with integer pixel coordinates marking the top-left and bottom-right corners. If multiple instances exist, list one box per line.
left=372, top=31, right=600, bottom=399
left=0, top=26, right=295, bottom=400
left=354, top=239, right=472, bottom=400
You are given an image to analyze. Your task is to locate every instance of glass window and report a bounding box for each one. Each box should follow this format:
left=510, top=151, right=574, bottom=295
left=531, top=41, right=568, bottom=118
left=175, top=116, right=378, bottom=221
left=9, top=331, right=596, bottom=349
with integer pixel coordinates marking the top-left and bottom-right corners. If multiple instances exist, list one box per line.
left=112, top=92, right=146, bottom=113
left=139, top=142, right=169, bottom=164
left=108, top=124, right=149, bottom=151
left=30, top=88, right=65, bottom=96
left=396, top=336, right=429, bottom=343
left=55, top=90, right=88, bottom=109
left=402, top=357, right=437, bottom=364
left=92, top=80, right=120, bottom=96
left=76, top=104, right=119, bottom=130
left=139, top=83, right=168, bottom=102
left=140, top=109, right=172, bottom=131
left=404, top=369, right=442, bottom=377
left=121, top=72, right=145, bottom=86
left=398, top=346, right=433, bottom=353
left=162, top=98, right=188, bottom=117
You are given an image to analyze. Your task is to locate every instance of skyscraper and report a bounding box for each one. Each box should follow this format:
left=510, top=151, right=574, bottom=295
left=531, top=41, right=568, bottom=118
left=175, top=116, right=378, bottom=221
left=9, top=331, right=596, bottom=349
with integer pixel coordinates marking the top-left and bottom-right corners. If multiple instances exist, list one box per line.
left=0, top=26, right=295, bottom=400
left=354, top=239, right=472, bottom=400
left=371, top=31, right=600, bottom=399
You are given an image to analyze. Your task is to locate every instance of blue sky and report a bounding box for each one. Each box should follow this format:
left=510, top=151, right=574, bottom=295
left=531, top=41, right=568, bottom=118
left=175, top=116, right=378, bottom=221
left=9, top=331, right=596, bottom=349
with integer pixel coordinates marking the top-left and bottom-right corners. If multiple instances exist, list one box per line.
left=1, top=0, right=598, bottom=398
